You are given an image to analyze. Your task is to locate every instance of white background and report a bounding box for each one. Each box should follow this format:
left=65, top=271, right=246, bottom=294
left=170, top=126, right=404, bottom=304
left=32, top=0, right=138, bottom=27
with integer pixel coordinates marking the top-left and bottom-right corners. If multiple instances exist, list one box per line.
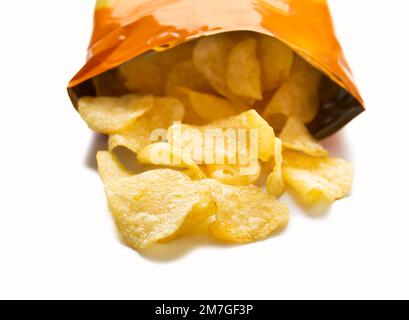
left=0, top=0, right=408, bottom=300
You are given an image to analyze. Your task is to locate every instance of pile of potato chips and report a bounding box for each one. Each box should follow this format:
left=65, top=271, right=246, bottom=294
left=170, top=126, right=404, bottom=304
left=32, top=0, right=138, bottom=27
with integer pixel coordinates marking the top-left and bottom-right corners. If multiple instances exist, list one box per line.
left=78, top=32, right=353, bottom=251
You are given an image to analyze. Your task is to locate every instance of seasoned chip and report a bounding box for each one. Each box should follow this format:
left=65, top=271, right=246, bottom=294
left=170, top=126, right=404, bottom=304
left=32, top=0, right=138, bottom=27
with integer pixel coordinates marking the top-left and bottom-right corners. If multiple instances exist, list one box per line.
left=108, top=97, right=185, bottom=154
left=258, top=34, right=294, bottom=92
left=78, top=95, right=154, bottom=134
left=226, top=38, right=262, bottom=100
left=166, top=60, right=213, bottom=96
left=263, top=56, right=322, bottom=124
left=267, top=138, right=285, bottom=197
left=175, top=87, right=239, bottom=122
left=105, top=169, right=202, bottom=249
left=279, top=117, right=328, bottom=157
left=206, top=160, right=261, bottom=186
left=201, top=180, right=289, bottom=243
left=137, top=142, right=206, bottom=179
left=193, top=34, right=235, bottom=99
left=283, top=151, right=353, bottom=204
left=96, top=151, right=131, bottom=183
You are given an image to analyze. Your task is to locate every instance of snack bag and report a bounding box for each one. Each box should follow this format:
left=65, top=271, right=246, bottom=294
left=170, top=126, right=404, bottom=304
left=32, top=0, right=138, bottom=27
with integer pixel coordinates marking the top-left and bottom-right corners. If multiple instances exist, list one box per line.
left=68, top=0, right=363, bottom=250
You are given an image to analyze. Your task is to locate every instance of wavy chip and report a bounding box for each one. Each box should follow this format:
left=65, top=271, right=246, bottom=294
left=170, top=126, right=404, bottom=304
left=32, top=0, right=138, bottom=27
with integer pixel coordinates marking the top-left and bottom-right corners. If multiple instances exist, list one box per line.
left=105, top=169, right=202, bottom=249
left=96, top=151, right=131, bottom=183
left=267, top=138, right=285, bottom=197
left=137, top=142, right=206, bottom=179
left=78, top=95, right=154, bottom=134
left=201, top=180, right=289, bottom=243
left=258, top=34, right=294, bottom=92
left=108, top=96, right=185, bottom=154
left=226, top=38, right=262, bottom=100
left=283, top=151, right=353, bottom=204
left=263, top=56, right=322, bottom=124
left=279, top=117, right=328, bottom=157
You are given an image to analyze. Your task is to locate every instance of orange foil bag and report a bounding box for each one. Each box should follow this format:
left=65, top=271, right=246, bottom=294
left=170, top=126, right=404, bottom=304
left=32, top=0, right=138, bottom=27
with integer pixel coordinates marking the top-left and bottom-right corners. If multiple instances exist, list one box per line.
left=68, top=0, right=364, bottom=139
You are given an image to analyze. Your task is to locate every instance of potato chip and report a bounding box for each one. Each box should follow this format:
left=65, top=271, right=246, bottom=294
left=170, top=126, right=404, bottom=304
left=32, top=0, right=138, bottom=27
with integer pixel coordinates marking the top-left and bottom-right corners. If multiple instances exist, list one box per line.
left=206, top=159, right=261, bottom=186
left=108, top=96, right=185, bottom=154
left=105, top=169, right=202, bottom=249
left=258, top=34, right=294, bottom=92
left=226, top=38, right=262, bottom=100
left=96, top=151, right=131, bottom=183
left=156, top=41, right=195, bottom=71
left=137, top=142, right=206, bottom=179
left=167, top=110, right=275, bottom=165
left=120, top=41, right=195, bottom=96
left=279, top=117, right=328, bottom=157
left=166, top=60, right=213, bottom=96
left=119, top=54, right=165, bottom=95
left=201, top=180, right=289, bottom=243
left=193, top=34, right=234, bottom=98
left=283, top=151, right=353, bottom=204
left=175, top=87, right=239, bottom=122
left=211, top=110, right=275, bottom=162
left=78, top=95, right=154, bottom=134
left=266, top=138, right=285, bottom=197
left=161, top=181, right=217, bottom=242
left=263, top=55, right=322, bottom=124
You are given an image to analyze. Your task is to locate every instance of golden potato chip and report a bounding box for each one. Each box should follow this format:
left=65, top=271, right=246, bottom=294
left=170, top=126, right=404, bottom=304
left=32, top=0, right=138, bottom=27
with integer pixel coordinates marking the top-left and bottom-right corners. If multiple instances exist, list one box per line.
left=226, top=38, right=262, bottom=100
left=137, top=142, right=206, bottom=180
left=283, top=151, right=353, bottom=204
left=263, top=55, right=322, bottom=124
left=78, top=95, right=154, bottom=134
left=167, top=110, right=275, bottom=164
left=96, top=151, right=131, bottom=183
left=161, top=181, right=217, bottom=242
left=266, top=138, right=285, bottom=197
left=105, top=169, right=202, bottom=249
left=206, top=161, right=261, bottom=186
left=193, top=34, right=235, bottom=99
left=166, top=60, right=213, bottom=96
left=258, top=34, right=294, bottom=92
left=175, top=87, right=239, bottom=122
left=108, top=96, right=185, bottom=154
left=211, top=110, right=275, bottom=162
left=201, top=180, right=289, bottom=243
left=279, top=117, right=328, bottom=157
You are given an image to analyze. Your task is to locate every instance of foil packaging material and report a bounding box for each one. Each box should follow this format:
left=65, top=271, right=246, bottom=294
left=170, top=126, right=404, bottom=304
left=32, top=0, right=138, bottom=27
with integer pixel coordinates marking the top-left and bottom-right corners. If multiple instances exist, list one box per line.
left=68, top=0, right=364, bottom=139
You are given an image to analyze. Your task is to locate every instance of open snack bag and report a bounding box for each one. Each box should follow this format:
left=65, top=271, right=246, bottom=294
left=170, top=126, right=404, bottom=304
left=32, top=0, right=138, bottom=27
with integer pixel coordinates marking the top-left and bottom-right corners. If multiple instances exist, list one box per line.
left=68, top=0, right=364, bottom=251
